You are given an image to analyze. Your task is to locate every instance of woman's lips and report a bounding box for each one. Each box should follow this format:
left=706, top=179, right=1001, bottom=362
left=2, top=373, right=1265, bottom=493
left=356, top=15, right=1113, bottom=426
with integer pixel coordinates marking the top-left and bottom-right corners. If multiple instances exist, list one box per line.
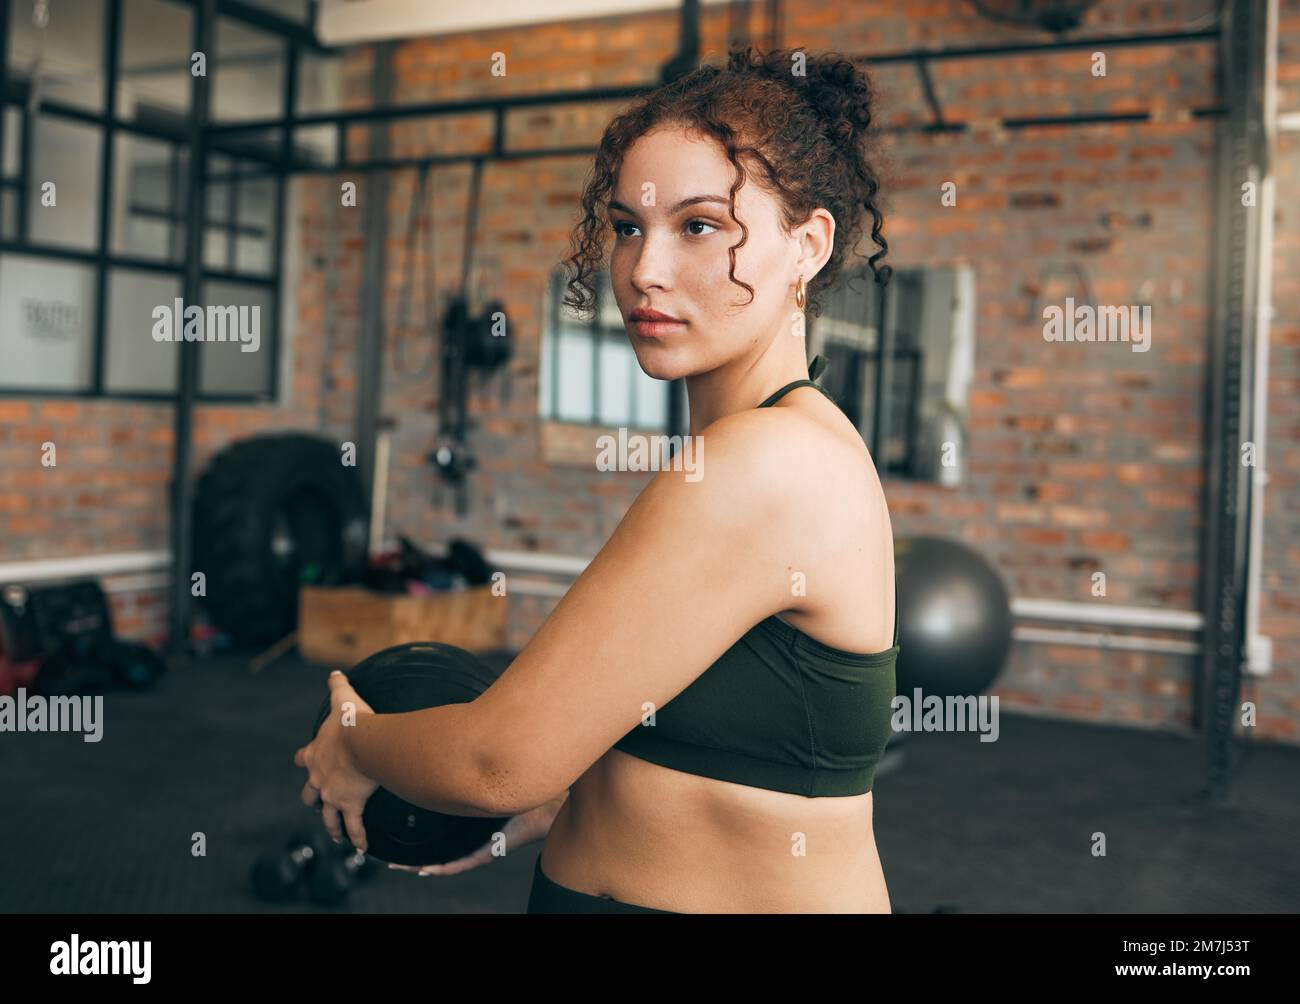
left=631, top=319, right=686, bottom=337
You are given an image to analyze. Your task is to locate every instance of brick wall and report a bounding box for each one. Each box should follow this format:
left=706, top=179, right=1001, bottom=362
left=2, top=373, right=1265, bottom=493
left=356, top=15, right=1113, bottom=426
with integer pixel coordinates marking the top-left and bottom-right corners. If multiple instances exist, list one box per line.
left=1, top=0, right=1296, bottom=743
left=1264, top=0, right=1300, bottom=741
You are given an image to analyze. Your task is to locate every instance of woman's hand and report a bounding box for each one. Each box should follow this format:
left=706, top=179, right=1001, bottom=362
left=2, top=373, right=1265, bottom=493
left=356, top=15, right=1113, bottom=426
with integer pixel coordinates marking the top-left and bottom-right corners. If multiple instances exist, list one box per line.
left=388, top=793, right=568, bottom=877
left=294, top=671, right=380, bottom=853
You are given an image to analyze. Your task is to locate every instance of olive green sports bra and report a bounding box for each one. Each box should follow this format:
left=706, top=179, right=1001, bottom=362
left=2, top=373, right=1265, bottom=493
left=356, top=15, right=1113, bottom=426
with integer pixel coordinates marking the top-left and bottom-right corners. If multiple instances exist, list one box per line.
left=611, top=356, right=900, bottom=797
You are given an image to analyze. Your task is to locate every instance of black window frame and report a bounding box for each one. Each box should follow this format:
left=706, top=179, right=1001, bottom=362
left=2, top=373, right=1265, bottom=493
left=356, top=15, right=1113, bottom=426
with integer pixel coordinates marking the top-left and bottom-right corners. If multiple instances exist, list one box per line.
left=0, top=0, right=309, bottom=404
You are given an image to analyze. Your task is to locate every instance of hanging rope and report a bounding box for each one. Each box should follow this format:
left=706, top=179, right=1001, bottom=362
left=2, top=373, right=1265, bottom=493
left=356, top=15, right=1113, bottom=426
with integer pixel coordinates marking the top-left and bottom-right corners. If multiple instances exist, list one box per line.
left=392, top=161, right=437, bottom=376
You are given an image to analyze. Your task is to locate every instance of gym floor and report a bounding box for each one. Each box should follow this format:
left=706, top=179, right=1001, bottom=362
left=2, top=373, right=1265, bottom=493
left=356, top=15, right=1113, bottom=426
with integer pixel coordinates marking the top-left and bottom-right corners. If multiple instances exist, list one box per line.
left=2, top=654, right=1296, bottom=914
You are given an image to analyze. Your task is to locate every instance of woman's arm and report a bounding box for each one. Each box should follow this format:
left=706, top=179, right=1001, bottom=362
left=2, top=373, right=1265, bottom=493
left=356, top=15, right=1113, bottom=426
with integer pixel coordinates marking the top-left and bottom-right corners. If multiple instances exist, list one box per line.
left=342, top=698, right=574, bottom=819
left=463, top=408, right=831, bottom=816
left=338, top=407, right=826, bottom=819
left=344, top=701, right=500, bottom=817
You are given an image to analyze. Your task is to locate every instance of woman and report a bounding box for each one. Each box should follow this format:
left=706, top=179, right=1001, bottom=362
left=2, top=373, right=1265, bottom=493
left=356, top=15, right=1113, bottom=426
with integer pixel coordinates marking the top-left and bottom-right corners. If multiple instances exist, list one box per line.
left=295, top=45, right=898, bottom=913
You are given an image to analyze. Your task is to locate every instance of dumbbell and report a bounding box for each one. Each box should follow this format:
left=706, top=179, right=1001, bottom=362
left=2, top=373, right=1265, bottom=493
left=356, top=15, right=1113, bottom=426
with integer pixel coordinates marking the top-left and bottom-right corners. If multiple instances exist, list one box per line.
left=250, top=829, right=334, bottom=902
left=308, top=845, right=380, bottom=906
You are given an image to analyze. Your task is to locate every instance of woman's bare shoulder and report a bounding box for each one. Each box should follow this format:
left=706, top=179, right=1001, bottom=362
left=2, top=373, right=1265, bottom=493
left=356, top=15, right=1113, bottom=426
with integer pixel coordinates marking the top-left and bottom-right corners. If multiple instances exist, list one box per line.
left=692, top=404, right=880, bottom=540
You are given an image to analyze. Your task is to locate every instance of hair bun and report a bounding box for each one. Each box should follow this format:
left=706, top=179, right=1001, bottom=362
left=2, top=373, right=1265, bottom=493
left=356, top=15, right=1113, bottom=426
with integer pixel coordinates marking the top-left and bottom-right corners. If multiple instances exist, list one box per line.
left=727, top=46, right=874, bottom=148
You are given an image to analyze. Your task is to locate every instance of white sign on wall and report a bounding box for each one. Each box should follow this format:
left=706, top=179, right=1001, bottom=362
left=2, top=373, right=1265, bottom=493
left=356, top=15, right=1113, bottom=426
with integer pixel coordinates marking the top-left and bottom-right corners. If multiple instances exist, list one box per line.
left=0, top=255, right=96, bottom=390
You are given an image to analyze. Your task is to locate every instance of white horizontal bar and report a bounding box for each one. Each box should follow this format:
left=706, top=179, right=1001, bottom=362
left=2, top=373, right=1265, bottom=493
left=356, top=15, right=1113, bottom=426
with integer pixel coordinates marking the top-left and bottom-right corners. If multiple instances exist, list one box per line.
left=0, top=550, right=169, bottom=585
left=484, top=549, right=591, bottom=577
left=0, top=549, right=1210, bottom=639
left=1012, top=597, right=1201, bottom=631
left=1014, top=625, right=1200, bottom=656
left=0, top=547, right=590, bottom=586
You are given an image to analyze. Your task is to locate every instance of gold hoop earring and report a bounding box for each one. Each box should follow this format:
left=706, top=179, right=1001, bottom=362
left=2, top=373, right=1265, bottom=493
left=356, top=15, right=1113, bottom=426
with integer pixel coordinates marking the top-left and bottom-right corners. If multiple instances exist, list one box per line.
left=795, top=276, right=806, bottom=310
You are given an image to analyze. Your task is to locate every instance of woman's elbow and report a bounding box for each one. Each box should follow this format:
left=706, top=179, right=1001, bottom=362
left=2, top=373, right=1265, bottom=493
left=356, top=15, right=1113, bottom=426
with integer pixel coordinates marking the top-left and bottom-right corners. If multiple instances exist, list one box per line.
left=474, top=749, right=566, bottom=817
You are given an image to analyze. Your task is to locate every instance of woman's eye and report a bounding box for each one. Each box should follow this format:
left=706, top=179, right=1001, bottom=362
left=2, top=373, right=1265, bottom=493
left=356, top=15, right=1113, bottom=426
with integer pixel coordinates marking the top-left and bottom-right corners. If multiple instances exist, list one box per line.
left=610, top=219, right=718, bottom=239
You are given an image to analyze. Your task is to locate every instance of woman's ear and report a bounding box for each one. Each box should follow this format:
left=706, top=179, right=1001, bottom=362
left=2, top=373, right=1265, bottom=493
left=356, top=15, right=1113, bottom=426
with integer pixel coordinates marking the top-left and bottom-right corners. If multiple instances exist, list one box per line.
left=795, top=208, right=835, bottom=281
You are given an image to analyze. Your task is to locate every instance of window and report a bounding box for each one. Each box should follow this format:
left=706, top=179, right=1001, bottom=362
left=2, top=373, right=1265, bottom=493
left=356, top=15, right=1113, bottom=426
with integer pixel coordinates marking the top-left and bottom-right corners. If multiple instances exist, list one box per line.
left=540, top=266, right=682, bottom=430
left=1, top=107, right=22, bottom=240
left=202, top=155, right=276, bottom=274
left=117, top=0, right=193, bottom=124
left=810, top=265, right=975, bottom=485
left=104, top=269, right=180, bottom=393
left=0, top=254, right=96, bottom=391
left=114, top=134, right=183, bottom=261
left=27, top=116, right=102, bottom=251
left=0, top=0, right=292, bottom=400
left=6, top=0, right=107, bottom=114
left=211, top=17, right=285, bottom=124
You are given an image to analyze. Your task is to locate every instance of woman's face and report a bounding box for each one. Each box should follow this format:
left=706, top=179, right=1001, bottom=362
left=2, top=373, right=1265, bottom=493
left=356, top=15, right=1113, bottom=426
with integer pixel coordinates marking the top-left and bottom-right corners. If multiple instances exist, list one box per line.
left=606, top=125, right=808, bottom=381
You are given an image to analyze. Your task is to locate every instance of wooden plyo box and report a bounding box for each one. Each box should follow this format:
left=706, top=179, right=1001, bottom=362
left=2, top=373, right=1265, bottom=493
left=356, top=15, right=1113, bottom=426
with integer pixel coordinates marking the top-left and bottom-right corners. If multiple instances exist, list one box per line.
left=297, top=585, right=507, bottom=667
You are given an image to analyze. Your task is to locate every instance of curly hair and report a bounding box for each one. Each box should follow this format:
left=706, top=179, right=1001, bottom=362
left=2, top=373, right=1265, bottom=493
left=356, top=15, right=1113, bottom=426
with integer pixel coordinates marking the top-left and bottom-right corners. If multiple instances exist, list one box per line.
left=562, top=45, right=891, bottom=320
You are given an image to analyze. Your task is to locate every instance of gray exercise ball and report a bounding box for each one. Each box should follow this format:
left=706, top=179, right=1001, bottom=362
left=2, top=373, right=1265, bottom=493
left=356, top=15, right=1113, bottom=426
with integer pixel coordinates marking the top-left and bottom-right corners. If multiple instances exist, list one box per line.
left=894, top=536, right=1013, bottom=698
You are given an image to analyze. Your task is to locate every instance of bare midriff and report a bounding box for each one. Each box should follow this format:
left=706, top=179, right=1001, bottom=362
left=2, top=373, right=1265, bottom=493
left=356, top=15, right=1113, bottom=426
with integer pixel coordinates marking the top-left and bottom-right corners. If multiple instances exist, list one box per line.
left=538, top=746, right=891, bottom=913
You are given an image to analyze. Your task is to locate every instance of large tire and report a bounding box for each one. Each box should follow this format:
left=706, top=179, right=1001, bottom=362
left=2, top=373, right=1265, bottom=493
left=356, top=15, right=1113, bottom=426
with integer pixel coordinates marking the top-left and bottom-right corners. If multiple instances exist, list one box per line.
left=193, top=434, right=368, bottom=647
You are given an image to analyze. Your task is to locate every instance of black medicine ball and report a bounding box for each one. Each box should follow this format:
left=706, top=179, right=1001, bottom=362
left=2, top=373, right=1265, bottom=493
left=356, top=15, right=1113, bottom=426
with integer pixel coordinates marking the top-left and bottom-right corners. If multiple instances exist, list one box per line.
left=894, top=536, right=1014, bottom=699
left=311, top=642, right=512, bottom=866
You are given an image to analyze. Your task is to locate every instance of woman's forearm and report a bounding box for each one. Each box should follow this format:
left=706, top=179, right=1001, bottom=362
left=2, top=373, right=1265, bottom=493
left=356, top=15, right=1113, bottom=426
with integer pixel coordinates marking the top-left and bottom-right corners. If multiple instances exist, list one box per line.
left=344, top=702, right=498, bottom=817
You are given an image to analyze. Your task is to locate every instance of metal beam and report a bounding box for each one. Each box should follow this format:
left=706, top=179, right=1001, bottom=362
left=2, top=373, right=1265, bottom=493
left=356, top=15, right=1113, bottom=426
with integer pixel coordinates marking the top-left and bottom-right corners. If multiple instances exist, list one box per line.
left=205, top=105, right=1226, bottom=179
left=914, top=57, right=947, bottom=130
left=158, top=0, right=327, bottom=51
left=207, top=83, right=652, bottom=134
left=91, top=0, right=122, bottom=397
left=205, top=27, right=1220, bottom=140
left=354, top=42, right=395, bottom=507
left=859, top=27, right=1220, bottom=64
left=1197, top=0, right=1270, bottom=804
left=0, top=0, right=8, bottom=199
left=167, top=0, right=217, bottom=654
left=871, top=278, right=898, bottom=469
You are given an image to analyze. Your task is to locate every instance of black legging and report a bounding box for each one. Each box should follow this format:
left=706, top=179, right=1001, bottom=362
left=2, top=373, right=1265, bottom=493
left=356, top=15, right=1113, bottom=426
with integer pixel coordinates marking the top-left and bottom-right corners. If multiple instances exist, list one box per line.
left=526, top=855, right=675, bottom=914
